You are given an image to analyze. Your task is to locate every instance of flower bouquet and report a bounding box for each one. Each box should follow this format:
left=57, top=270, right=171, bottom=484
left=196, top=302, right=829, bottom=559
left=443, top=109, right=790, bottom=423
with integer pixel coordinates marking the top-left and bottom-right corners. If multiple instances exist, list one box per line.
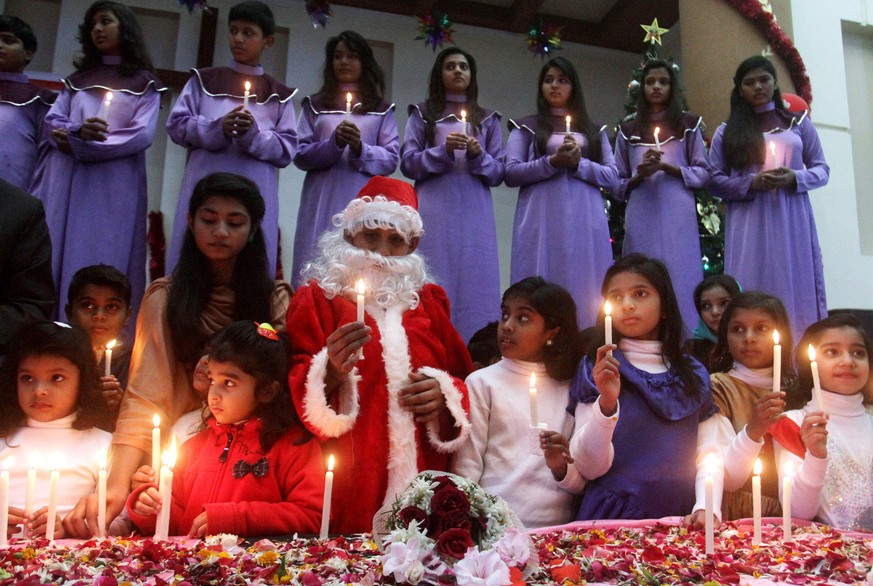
left=373, top=471, right=535, bottom=585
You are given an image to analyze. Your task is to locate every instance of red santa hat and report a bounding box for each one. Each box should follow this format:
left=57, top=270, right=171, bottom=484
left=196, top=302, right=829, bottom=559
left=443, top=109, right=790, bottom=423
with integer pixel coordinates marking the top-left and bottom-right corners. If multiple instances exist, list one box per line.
left=336, top=176, right=424, bottom=241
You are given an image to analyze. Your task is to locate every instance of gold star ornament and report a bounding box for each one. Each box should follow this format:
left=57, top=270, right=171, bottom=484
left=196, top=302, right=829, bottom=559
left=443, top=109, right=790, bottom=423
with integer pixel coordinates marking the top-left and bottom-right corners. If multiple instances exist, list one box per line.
left=641, top=18, right=669, bottom=45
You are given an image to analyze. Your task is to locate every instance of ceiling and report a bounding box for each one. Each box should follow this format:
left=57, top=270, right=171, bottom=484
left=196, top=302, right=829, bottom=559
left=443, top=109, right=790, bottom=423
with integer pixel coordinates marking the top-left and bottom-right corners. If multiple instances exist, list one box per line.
left=328, top=0, right=679, bottom=53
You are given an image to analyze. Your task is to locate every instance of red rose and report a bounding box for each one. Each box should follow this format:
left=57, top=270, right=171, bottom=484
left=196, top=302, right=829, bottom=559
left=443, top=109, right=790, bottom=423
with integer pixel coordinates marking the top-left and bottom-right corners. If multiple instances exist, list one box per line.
left=431, top=485, right=471, bottom=525
left=435, top=528, right=474, bottom=560
left=398, top=506, right=428, bottom=528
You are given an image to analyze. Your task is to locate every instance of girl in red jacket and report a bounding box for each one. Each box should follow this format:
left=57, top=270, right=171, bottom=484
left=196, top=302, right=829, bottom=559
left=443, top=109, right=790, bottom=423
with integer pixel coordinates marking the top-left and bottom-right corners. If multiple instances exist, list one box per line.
left=126, top=321, right=324, bottom=538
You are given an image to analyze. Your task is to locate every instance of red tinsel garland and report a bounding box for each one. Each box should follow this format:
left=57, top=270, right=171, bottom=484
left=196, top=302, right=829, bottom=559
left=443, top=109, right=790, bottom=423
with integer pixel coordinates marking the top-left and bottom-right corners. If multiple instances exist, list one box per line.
left=722, top=0, right=812, bottom=105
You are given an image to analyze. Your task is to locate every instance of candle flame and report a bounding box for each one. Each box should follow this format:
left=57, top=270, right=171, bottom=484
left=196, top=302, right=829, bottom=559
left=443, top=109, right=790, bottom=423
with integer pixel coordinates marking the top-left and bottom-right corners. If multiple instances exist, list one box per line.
left=654, top=126, right=660, bottom=138
left=327, top=454, right=335, bottom=471
left=104, top=91, right=113, bottom=103
left=346, top=92, right=352, bottom=103
left=153, top=413, right=160, bottom=428
left=530, top=372, right=536, bottom=388
left=754, top=458, right=762, bottom=475
left=163, top=437, right=177, bottom=469
left=356, top=278, right=365, bottom=296
left=769, top=141, right=776, bottom=155
left=807, top=344, right=816, bottom=362
left=29, top=451, right=40, bottom=469
left=773, top=330, right=780, bottom=345
left=704, top=452, right=718, bottom=475
left=106, top=339, right=117, bottom=350
left=784, top=460, right=794, bottom=477
left=565, top=115, right=571, bottom=124
left=99, top=450, right=107, bottom=470
left=604, top=300, right=612, bottom=317
left=245, top=81, right=251, bottom=91
left=1, top=457, right=11, bottom=471
left=460, top=109, right=466, bottom=122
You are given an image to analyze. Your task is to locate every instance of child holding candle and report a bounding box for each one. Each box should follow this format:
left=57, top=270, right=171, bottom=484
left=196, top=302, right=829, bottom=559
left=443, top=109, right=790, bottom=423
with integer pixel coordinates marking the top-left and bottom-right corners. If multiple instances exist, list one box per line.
left=127, top=321, right=323, bottom=537
left=505, top=56, right=616, bottom=328
left=452, top=277, right=587, bottom=527
left=708, top=291, right=796, bottom=520
left=769, top=314, right=873, bottom=531
left=291, top=30, right=399, bottom=284
left=28, top=1, right=165, bottom=321
left=683, top=274, right=742, bottom=372
left=708, top=56, right=829, bottom=337
left=614, top=59, right=710, bottom=333
left=400, top=47, right=505, bottom=342
left=165, top=1, right=297, bottom=276
left=567, top=254, right=728, bottom=525
left=0, top=322, right=111, bottom=539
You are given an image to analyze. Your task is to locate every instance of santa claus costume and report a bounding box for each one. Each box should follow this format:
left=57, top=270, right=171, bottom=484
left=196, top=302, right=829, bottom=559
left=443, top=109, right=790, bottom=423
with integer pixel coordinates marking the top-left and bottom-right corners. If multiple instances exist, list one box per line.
left=288, top=177, right=472, bottom=535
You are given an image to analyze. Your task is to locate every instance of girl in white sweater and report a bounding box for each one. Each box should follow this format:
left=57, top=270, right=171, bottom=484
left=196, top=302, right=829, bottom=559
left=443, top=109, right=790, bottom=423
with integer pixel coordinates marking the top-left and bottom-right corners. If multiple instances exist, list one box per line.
left=452, top=277, right=587, bottom=527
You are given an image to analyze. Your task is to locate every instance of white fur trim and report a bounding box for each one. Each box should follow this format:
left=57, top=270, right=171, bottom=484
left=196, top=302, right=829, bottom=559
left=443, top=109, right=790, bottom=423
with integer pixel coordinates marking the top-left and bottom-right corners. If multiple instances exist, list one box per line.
left=335, top=196, right=423, bottom=241
left=417, top=366, right=470, bottom=453
left=302, top=347, right=361, bottom=437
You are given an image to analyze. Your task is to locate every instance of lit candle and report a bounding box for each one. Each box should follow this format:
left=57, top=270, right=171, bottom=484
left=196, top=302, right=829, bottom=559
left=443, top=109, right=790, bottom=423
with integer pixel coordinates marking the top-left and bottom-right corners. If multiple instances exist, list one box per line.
left=752, top=458, right=762, bottom=544
left=782, top=461, right=793, bottom=542
left=24, top=455, right=36, bottom=539
left=243, top=81, right=251, bottom=109
left=346, top=92, right=352, bottom=115
left=654, top=126, right=661, bottom=151
left=460, top=109, right=467, bottom=135
left=772, top=330, right=781, bottom=395
left=45, top=458, right=59, bottom=542
left=565, top=115, right=571, bottom=134
left=319, top=454, right=334, bottom=540
left=97, top=451, right=107, bottom=539
left=769, top=140, right=777, bottom=169
left=154, top=439, right=176, bottom=541
left=529, top=372, right=539, bottom=427
left=98, top=91, right=112, bottom=121
left=704, top=453, right=715, bottom=555
left=356, top=279, right=366, bottom=360
left=152, top=414, right=161, bottom=474
left=0, top=464, right=9, bottom=547
left=104, top=339, right=116, bottom=377
left=808, top=345, right=826, bottom=415
left=604, top=301, right=613, bottom=356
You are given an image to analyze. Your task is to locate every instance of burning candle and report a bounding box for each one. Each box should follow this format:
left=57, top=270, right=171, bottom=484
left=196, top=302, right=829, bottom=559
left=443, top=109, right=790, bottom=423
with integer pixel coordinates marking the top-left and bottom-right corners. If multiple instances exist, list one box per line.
left=319, top=454, right=335, bottom=540
left=654, top=126, right=661, bottom=151
left=769, top=140, right=777, bottom=169
left=154, top=439, right=176, bottom=541
left=356, top=279, right=366, bottom=360
left=808, top=345, right=826, bottom=415
left=460, top=109, right=467, bottom=135
left=772, top=330, right=781, bottom=395
left=98, top=91, right=112, bottom=121
left=104, top=339, right=116, bottom=377
left=782, top=461, right=793, bottom=542
left=565, top=115, right=571, bottom=134
left=529, top=372, right=539, bottom=427
left=45, top=463, right=59, bottom=541
left=0, top=463, right=9, bottom=547
left=604, top=301, right=613, bottom=356
left=243, top=81, right=251, bottom=109
left=152, top=414, right=161, bottom=475
left=346, top=92, right=352, bottom=115
left=97, top=451, right=107, bottom=539
left=24, top=455, right=36, bottom=539
left=704, top=453, right=715, bottom=555
left=752, top=458, right=762, bottom=544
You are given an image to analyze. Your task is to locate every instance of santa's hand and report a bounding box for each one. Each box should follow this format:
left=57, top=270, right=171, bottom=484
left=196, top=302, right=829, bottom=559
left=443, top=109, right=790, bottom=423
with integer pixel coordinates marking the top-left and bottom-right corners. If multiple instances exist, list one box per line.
left=399, top=372, right=446, bottom=423
left=325, top=322, right=371, bottom=385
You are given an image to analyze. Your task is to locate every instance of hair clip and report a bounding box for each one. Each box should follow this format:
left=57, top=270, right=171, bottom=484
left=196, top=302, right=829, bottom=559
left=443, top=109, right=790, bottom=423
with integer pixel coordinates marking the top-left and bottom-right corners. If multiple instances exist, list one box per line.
left=255, top=322, right=279, bottom=341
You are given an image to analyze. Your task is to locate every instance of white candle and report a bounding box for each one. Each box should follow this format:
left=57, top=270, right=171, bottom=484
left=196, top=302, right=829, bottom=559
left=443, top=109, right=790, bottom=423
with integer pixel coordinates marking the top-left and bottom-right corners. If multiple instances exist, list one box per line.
left=704, top=453, right=715, bottom=555
left=772, top=330, right=781, bottom=395
left=104, top=339, right=116, bottom=377
left=346, top=92, right=352, bottom=115
left=752, top=458, right=762, bottom=544
left=460, top=109, right=467, bottom=135
left=45, top=466, right=59, bottom=541
left=529, top=372, right=539, bottom=427
left=98, top=91, right=112, bottom=121
left=97, top=451, right=107, bottom=539
left=654, top=126, right=661, bottom=150
left=243, top=81, right=251, bottom=109
left=782, top=461, right=793, bottom=542
left=356, top=279, right=366, bottom=360
left=0, top=465, right=9, bottom=547
left=319, top=454, right=335, bottom=539
left=565, top=115, right=571, bottom=134
left=154, top=439, right=176, bottom=541
left=151, top=414, right=161, bottom=474
left=604, top=301, right=613, bottom=356
left=769, top=140, right=777, bottom=169
left=24, top=457, right=36, bottom=539
left=808, top=345, right=826, bottom=415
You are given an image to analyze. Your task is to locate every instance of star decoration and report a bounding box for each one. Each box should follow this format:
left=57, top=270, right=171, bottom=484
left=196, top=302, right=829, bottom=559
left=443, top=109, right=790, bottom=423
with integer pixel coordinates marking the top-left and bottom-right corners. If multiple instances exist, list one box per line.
left=641, top=18, right=669, bottom=45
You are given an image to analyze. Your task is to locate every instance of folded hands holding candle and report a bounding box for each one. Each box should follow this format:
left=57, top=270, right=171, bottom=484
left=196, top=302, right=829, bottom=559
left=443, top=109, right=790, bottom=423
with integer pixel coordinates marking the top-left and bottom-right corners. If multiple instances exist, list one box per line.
left=222, top=105, right=255, bottom=138
left=549, top=136, right=581, bottom=169
left=334, top=120, right=363, bottom=155
left=751, top=167, right=797, bottom=191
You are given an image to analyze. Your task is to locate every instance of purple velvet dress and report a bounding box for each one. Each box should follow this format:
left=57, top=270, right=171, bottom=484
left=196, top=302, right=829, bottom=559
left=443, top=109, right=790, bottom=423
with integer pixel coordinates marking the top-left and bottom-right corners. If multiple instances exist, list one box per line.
left=505, top=114, right=617, bottom=328
left=290, top=92, right=399, bottom=285
left=400, top=101, right=505, bottom=342
left=0, top=72, right=55, bottom=190
left=614, top=113, right=710, bottom=334
left=28, top=56, right=165, bottom=318
left=569, top=350, right=715, bottom=519
left=165, top=61, right=297, bottom=275
left=709, top=103, right=829, bottom=337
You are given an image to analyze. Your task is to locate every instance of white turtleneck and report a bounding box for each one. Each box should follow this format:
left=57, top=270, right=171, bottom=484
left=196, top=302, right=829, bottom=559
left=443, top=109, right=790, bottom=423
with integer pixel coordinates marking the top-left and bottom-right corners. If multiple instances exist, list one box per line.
left=729, top=363, right=773, bottom=389
left=451, top=358, right=585, bottom=528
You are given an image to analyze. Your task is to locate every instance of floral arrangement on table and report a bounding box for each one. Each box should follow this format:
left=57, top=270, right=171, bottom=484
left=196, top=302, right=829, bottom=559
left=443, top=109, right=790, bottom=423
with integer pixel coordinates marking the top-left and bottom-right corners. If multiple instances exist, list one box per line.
left=373, top=471, right=535, bottom=585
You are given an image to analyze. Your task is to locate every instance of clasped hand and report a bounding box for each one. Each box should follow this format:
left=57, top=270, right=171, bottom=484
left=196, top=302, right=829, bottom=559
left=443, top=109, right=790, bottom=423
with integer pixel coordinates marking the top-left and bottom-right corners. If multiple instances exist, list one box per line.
left=335, top=120, right=363, bottom=155
left=222, top=106, right=254, bottom=138
left=550, top=136, right=581, bottom=169
left=444, top=132, right=482, bottom=158
left=751, top=168, right=796, bottom=190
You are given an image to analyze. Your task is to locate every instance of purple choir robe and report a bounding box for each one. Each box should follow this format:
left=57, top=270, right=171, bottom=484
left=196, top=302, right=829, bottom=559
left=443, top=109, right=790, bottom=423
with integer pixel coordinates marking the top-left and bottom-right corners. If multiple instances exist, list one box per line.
left=290, top=94, right=399, bottom=285
left=400, top=103, right=505, bottom=342
left=0, top=72, right=55, bottom=190
left=505, top=116, right=617, bottom=328
left=614, top=113, right=710, bottom=334
left=709, top=104, right=829, bottom=337
left=28, top=57, right=165, bottom=321
left=165, top=62, right=297, bottom=275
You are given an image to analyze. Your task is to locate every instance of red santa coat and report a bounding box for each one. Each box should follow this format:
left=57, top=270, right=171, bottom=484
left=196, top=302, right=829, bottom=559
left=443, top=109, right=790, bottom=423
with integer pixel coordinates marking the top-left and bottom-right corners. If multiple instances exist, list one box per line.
left=288, top=281, right=472, bottom=534
left=126, top=418, right=323, bottom=537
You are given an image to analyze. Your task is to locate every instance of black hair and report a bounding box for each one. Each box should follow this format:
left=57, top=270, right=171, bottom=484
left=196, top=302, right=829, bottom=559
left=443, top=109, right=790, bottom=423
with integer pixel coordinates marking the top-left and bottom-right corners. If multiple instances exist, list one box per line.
left=722, top=56, right=786, bottom=170
left=67, top=264, right=132, bottom=308
left=467, top=321, right=499, bottom=368
left=710, top=291, right=796, bottom=390
left=593, top=254, right=703, bottom=396
left=74, top=1, right=154, bottom=75
left=0, top=15, right=37, bottom=55
left=206, top=321, right=306, bottom=450
left=633, top=59, right=685, bottom=137
left=535, top=56, right=601, bottom=163
left=422, top=47, right=484, bottom=146
left=693, top=274, right=741, bottom=317
left=228, top=0, right=275, bottom=37
left=315, top=30, right=385, bottom=113
left=0, top=322, right=105, bottom=440
left=167, top=173, right=274, bottom=367
left=502, top=277, right=584, bottom=381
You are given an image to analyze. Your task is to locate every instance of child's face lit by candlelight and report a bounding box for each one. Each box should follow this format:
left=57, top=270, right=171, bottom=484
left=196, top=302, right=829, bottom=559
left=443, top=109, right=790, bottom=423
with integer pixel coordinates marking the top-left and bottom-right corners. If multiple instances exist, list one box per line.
left=604, top=271, right=662, bottom=341
left=90, top=9, right=121, bottom=56
left=726, top=308, right=777, bottom=370
left=17, top=355, right=80, bottom=423
left=814, top=327, right=869, bottom=396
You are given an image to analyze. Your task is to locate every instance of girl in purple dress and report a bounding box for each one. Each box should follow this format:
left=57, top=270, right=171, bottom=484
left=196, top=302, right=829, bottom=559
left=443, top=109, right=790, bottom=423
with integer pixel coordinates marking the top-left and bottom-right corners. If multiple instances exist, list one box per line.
left=709, top=56, right=829, bottom=337
left=400, top=47, right=504, bottom=342
left=505, top=57, right=616, bottom=328
left=614, top=59, right=710, bottom=333
left=291, top=30, right=399, bottom=285
left=29, top=1, right=164, bottom=319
